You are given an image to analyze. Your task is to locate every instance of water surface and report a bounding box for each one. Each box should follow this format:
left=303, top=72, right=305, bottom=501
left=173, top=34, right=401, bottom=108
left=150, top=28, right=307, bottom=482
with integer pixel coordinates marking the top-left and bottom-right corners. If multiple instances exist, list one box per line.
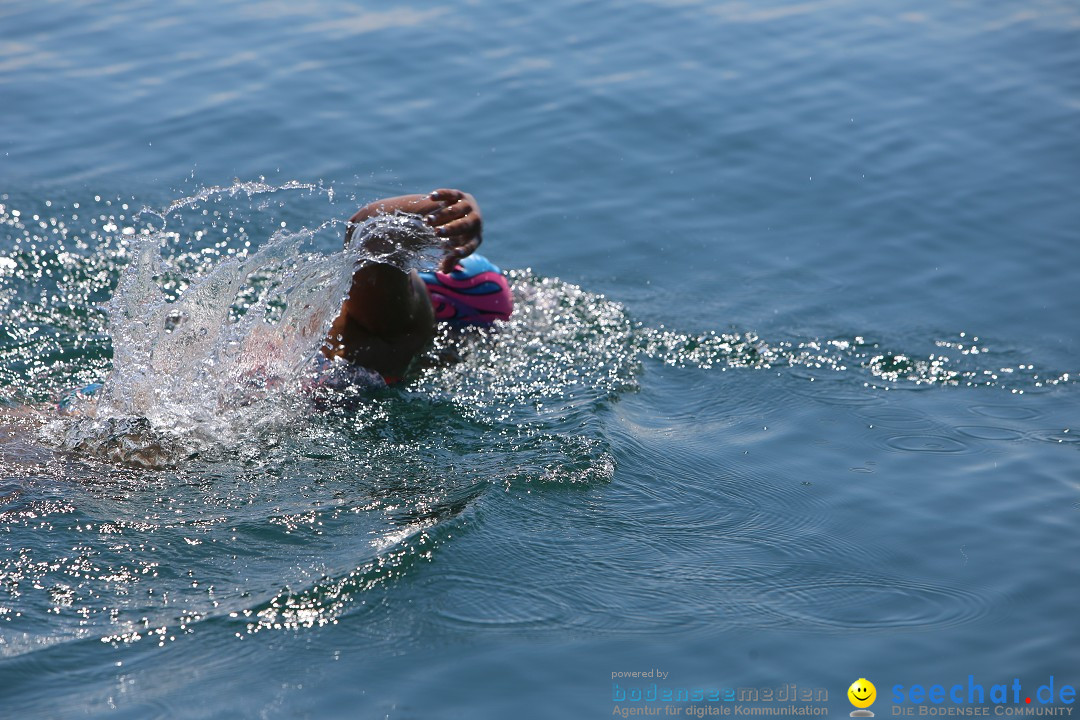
left=2, top=0, right=1078, bottom=717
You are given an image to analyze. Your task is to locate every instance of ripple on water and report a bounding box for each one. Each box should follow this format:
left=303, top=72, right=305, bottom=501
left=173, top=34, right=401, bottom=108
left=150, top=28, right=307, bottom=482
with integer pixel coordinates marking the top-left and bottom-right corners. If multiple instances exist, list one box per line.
left=421, top=572, right=572, bottom=631
left=855, top=406, right=934, bottom=430
left=884, top=434, right=970, bottom=454
left=1026, top=429, right=1079, bottom=447
left=954, top=425, right=1024, bottom=441
left=486, top=468, right=901, bottom=636
left=791, top=383, right=886, bottom=408
left=611, top=463, right=855, bottom=560
left=549, top=563, right=731, bottom=636
left=755, top=575, right=995, bottom=632
left=969, top=404, right=1042, bottom=420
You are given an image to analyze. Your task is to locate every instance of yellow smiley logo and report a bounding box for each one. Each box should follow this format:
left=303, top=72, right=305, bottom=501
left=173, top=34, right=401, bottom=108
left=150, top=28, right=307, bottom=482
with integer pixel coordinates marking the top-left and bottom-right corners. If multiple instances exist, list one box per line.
left=848, top=678, right=877, bottom=713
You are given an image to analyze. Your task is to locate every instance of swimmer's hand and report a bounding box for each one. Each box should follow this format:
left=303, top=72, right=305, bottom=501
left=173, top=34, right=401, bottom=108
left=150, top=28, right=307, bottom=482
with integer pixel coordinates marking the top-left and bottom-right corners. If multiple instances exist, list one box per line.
left=425, top=188, right=483, bottom=273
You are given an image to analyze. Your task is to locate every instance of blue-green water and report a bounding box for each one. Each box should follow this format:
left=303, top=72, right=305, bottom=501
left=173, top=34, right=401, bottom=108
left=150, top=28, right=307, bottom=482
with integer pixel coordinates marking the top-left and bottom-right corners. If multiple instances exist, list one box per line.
left=2, top=1, right=1078, bottom=718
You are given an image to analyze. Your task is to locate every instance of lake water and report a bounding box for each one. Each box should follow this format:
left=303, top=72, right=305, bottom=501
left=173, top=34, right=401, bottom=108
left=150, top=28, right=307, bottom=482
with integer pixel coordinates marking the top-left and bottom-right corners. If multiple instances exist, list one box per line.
left=2, top=1, right=1078, bottom=718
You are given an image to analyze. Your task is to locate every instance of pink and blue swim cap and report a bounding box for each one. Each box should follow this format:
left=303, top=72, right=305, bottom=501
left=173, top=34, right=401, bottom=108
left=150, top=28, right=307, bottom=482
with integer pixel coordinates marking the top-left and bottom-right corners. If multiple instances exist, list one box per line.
left=419, top=253, right=513, bottom=324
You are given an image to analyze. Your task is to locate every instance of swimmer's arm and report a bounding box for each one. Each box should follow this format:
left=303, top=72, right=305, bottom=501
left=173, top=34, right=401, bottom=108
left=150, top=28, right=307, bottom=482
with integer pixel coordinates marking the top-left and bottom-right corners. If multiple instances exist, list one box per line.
left=345, top=188, right=483, bottom=273
left=344, top=194, right=437, bottom=245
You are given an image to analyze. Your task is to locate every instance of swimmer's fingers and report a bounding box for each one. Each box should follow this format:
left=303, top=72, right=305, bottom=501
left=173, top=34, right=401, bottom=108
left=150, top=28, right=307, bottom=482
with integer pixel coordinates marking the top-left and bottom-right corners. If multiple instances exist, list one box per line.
left=439, top=218, right=482, bottom=255
left=429, top=188, right=467, bottom=203
left=425, top=199, right=472, bottom=227
left=439, top=235, right=482, bottom=273
left=426, top=190, right=481, bottom=228
left=426, top=192, right=482, bottom=237
left=435, top=214, right=483, bottom=245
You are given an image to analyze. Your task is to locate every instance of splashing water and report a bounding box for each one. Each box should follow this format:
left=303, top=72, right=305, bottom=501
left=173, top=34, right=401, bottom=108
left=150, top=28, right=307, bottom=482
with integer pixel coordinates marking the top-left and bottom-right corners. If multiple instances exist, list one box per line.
left=10, top=182, right=450, bottom=466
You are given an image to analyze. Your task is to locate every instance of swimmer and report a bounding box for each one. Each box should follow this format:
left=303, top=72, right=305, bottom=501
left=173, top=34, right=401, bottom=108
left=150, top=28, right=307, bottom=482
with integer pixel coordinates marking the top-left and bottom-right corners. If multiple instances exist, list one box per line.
left=321, top=188, right=512, bottom=382
left=56, top=187, right=510, bottom=413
